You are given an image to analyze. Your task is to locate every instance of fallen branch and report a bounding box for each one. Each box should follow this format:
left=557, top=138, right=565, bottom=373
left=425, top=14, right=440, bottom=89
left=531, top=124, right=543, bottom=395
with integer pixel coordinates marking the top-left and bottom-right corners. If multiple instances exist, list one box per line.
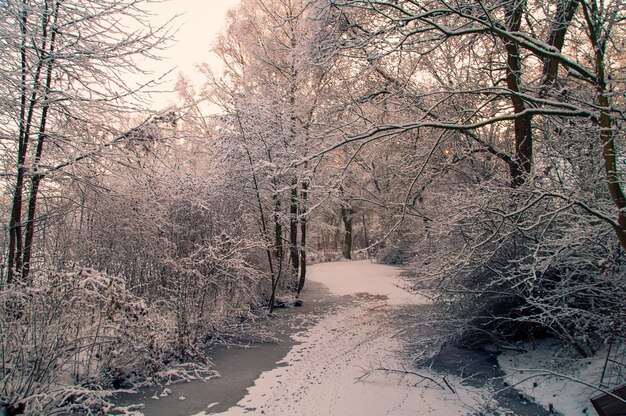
left=356, top=364, right=456, bottom=393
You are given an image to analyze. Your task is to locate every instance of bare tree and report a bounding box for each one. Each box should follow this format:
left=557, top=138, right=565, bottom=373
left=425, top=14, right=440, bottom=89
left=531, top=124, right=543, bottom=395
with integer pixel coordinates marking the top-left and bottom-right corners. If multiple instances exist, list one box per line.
left=327, top=0, right=626, bottom=247
left=1, top=0, right=173, bottom=285
left=205, top=0, right=339, bottom=300
left=297, top=0, right=626, bottom=353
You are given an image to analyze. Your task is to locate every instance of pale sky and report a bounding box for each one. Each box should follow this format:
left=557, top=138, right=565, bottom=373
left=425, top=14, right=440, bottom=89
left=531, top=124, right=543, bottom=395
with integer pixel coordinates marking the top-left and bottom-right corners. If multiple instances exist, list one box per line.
left=145, top=0, right=242, bottom=108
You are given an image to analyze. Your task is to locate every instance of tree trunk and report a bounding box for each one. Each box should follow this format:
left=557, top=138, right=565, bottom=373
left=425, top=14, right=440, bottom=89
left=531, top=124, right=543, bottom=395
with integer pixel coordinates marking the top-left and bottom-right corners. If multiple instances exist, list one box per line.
left=541, top=0, right=578, bottom=90
left=7, top=0, right=56, bottom=285
left=242, top=123, right=278, bottom=312
left=361, top=212, right=370, bottom=257
left=8, top=4, right=33, bottom=286
left=341, top=204, right=353, bottom=260
left=297, top=180, right=308, bottom=294
left=22, top=175, right=42, bottom=281
left=22, top=3, right=58, bottom=281
left=581, top=2, right=626, bottom=250
left=7, top=173, right=25, bottom=286
left=272, top=183, right=283, bottom=261
left=504, top=0, right=532, bottom=187
left=289, top=177, right=299, bottom=274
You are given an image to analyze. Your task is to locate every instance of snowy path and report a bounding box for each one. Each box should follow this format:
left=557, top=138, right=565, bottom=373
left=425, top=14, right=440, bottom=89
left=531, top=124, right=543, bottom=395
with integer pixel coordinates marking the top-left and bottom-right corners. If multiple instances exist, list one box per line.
left=200, top=260, right=483, bottom=416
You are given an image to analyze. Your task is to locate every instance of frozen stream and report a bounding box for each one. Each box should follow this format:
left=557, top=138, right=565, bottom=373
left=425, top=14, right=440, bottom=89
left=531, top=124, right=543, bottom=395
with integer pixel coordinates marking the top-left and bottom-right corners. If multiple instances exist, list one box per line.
left=116, top=260, right=552, bottom=415
left=113, top=279, right=335, bottom=416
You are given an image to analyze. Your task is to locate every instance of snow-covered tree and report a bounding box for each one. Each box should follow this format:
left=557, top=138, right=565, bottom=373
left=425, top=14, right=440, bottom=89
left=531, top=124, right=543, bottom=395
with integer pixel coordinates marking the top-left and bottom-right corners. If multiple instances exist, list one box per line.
left=0, top=0, right=173, bottom=285
left=205, top=0, right=346, bottom=302
left=318, top=0, right=626, bottom=353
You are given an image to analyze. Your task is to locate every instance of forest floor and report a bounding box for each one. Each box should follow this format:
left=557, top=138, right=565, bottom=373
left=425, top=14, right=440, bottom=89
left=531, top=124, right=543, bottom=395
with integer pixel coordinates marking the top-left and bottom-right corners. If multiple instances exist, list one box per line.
left=117, top=260, right=608, bottom=415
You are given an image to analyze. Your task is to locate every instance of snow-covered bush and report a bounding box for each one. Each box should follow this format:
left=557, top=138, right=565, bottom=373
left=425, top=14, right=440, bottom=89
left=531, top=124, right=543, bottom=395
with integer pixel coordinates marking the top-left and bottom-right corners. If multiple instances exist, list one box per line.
left=163, top=234, right=265, bottom=358
left=1, top=235, right=266, bottom=414
left=0, top=269, right=172, bottom=414
left=411, top=178, right=626, bottom=356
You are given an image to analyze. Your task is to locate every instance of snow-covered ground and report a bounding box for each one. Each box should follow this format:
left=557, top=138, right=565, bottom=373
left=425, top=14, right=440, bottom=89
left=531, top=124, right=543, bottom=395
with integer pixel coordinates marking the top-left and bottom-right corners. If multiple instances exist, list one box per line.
left=197, top=260, right=489, bottom=415
left=116, top=260, right=619, bottom=416
left=498, top=339, right=624, bottom=416
left=299, top=260, right=428, bottom=306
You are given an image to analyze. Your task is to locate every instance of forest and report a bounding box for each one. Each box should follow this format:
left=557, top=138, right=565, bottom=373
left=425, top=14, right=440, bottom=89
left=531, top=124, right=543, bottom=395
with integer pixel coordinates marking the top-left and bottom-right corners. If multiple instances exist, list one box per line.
left=1, top=0, right=625, bottom=414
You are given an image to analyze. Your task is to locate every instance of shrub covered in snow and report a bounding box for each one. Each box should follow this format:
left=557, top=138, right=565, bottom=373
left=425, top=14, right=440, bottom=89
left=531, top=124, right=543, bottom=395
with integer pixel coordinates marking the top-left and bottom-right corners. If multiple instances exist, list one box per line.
left=410, top=178, right=626, bottom=357
left=0, top=269, right=172, bottom=413
left=1, top=238, right=266, bottom=414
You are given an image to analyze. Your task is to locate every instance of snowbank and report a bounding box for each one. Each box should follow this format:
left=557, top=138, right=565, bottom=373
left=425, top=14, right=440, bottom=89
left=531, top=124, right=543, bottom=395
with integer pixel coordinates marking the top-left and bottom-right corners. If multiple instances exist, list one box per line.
left=498, top=338, right=623, bottom=416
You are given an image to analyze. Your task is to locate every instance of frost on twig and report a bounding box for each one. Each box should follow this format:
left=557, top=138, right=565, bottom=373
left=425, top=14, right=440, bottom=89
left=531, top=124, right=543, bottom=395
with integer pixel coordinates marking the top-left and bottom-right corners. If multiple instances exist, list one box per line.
left=356, top=363, right=456, bottom=393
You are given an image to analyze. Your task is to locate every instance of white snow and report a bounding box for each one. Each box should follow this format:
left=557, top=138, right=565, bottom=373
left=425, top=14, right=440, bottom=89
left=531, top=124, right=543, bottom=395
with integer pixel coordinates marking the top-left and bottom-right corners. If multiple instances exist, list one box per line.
left=498, top=339, right=623, bottom=416
left=306, top=259, right=429, bottom=305
left=197, top=260, right=487, bottom=416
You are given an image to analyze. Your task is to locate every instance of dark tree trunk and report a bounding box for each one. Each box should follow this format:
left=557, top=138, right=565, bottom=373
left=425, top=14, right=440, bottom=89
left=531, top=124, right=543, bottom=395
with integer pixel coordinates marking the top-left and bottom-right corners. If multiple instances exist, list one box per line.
left=580, top=3, right=626, bottom=250
left=289, top=177, right=299, bottom=274
left=7, top=1, right=57, bottom=285
left=8, top=5, right=33, bottom=286
left=297, top=180, right=308, bottom=294
left=542, top=0, right=579, bottom=90
left=236, top=110, right=279, bottom=313
left=341, top=204, right=353, bottom=260
left=22, top=5, right=57, bottom=281
left=504, top=0, right=532, bottom=188
left=7, top=172, right=25, bottom=286
left=22, top=174, right=42, bottom=281
left=361, top=213, right=370, bottom=258
left=273, top=187, right=283, bottom=261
